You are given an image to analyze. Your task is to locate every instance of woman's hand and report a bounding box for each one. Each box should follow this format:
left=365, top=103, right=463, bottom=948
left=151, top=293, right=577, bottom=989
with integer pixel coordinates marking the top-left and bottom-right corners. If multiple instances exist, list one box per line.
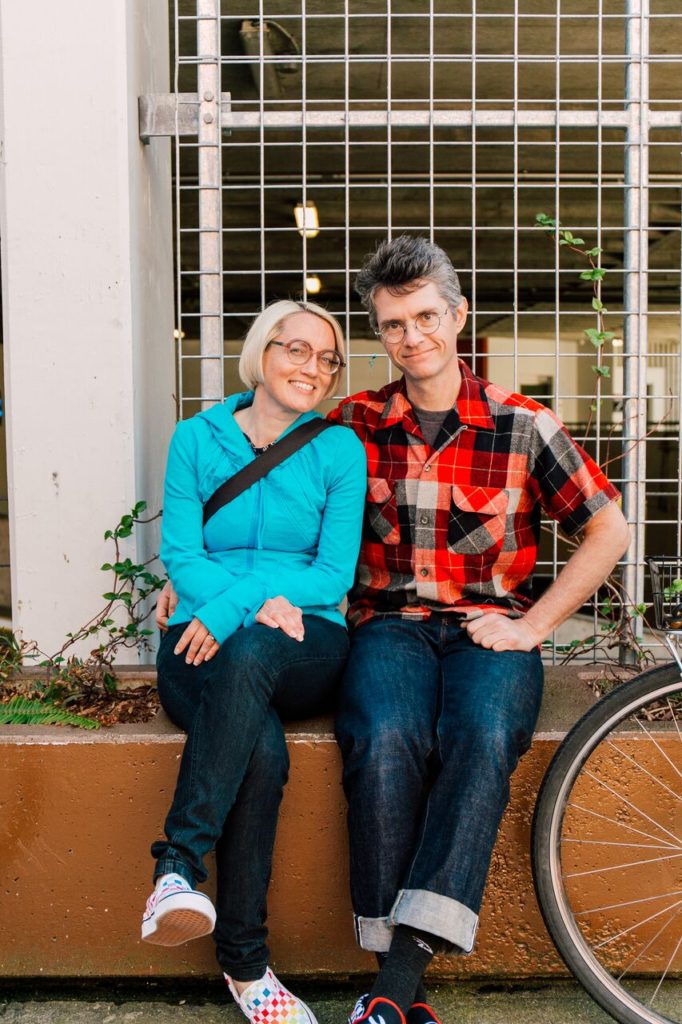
left=255, top=596, right=305, bottom=641
left=174, top=617, right=220, bottom=665
left=156, top=581, right=179, bottom=630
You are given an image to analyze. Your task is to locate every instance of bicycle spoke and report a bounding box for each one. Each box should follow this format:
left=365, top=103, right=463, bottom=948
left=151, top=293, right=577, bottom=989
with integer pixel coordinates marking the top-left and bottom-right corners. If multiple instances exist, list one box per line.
left=615, top=904, right=682, bottom=981
left=592, top=896, right=682, bottom=951
left=582, top=768, right=682, bottom=847
left=566, top=801, right=681, bottom=850
left=563, top=838, right=677, bottom=850
left=605, top=737, right=682, bottom=804
left=575, top=890, right=682, bottom=917
left=565, top=850, right=682, bottom=880
left=633, top=715, right=682, bottom=784
left=650, top=929, right=682, bottom=1007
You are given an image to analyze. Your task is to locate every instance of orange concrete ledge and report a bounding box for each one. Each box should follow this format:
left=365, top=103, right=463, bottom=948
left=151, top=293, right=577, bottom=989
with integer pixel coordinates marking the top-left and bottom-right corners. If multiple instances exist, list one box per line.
left=0, top=669, right=595, bottom=979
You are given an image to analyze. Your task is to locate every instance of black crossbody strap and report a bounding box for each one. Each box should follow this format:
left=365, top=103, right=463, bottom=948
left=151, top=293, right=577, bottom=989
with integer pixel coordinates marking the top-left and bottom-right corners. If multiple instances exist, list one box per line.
left=202, top=417, right=333, bottom=526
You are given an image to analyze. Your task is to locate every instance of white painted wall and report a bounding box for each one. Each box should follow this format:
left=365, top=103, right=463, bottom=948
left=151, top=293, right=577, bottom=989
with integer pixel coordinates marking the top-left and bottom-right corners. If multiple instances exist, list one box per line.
left=0, top=1, right=174, bottom=658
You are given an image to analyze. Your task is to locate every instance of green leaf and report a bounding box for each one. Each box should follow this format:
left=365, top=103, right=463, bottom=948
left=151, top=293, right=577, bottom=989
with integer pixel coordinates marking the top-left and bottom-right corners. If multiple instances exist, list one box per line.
left=133, top=500, right=147, bottom=515
left=571, top=237, right=585, bottom=246
left=592, top=366, right=611, bottom=378
left=584, top=328, right=603, bottom=347
left=585, top=246, right=603, bottom=257
left=104, top=530, right=113, bottom=540
left=102, top=592, right=118, bottom=602
left=592, top=297, right=606, bottom=312
left=117, top=527, right=132, bottom=538
left=535, top=212, right=557, bottom=229
left=580, top=268, right=606, bottom=281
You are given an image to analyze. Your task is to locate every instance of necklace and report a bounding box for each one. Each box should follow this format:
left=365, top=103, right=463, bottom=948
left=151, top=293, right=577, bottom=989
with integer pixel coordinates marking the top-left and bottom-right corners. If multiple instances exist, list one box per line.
left=243, top=432, right=276, bottom=456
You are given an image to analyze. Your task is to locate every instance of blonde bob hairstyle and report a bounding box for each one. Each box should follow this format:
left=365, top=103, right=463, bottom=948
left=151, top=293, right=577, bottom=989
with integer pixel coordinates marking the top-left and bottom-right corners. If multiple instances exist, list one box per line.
left=239, top=300, right=346, bottom=400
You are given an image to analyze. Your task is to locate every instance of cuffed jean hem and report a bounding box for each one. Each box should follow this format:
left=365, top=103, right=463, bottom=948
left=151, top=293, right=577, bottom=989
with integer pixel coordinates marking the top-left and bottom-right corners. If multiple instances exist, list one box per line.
left=391, top=888, right=478, bottom=954
left=153, top=856, right=196, bottom=890
left=354, top=915, right=394, bottom=952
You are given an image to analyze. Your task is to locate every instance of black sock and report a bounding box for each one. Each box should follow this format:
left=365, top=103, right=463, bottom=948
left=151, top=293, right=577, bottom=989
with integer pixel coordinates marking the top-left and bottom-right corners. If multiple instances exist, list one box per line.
left=369, top=926, right=437, bottom=1014
left=376, top=955, right=428, bottom=1007
left=413, top=981, right=428, bottom=1006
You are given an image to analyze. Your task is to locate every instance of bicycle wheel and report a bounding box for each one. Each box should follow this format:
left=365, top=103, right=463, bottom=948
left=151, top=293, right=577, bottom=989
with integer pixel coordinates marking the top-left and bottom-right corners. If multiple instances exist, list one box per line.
left=533, top=663, right=682, bottom=1024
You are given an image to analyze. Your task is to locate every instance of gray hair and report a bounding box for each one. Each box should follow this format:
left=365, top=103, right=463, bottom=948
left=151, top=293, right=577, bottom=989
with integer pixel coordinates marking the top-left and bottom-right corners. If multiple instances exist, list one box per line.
left=239, top=299, right=346, bottom=400
left=355, top=235, right=463, bottom=330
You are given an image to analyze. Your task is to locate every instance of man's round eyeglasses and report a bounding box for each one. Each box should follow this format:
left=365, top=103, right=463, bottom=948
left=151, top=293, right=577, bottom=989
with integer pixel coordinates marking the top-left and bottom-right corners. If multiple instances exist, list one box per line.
left=269, top=339, right=346, bottom=376
left=375, top=307, right=450, bottom=345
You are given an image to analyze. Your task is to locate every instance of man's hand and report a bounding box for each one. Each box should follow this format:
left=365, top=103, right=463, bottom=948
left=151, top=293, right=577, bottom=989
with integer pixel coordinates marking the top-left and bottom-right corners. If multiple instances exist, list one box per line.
left=465, top=613, right=542, bottom=652
left=156, top=581, right=179, bottom=630
left=255, top=596, right=305, bottom=641
left=174, top=617, right=220, bottom=665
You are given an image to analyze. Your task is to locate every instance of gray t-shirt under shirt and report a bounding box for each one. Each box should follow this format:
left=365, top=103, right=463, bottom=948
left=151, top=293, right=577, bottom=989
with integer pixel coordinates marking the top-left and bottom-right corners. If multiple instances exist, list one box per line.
left=412, top=406, right=452, bottom=448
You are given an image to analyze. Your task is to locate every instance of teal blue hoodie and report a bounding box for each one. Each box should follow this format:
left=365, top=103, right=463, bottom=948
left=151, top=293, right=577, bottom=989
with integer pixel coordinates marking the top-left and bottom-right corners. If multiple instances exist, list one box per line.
left=161, top=392, right=367, bottom=643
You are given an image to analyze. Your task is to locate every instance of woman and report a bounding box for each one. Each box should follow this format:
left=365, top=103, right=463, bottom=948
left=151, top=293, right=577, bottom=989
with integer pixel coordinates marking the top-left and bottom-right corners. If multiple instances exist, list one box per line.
left=142, top=300, right=366, bottom=1024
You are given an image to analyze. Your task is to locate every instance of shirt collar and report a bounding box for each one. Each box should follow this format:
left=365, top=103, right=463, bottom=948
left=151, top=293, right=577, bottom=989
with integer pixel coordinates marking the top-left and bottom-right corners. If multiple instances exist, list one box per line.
left=378, top=360, right=495, bottom=431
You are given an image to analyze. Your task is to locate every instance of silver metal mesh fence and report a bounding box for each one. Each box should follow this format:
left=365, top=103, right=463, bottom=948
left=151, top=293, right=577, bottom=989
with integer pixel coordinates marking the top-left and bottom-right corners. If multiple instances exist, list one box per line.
left=171, top=0, right=682, bottom=659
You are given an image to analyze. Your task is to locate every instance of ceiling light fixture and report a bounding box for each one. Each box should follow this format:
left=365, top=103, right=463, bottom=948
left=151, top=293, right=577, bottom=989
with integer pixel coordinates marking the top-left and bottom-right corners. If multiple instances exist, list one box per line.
left=294, top=201, right=320, bottom=239
left=305, top=274, right=322, bottom=295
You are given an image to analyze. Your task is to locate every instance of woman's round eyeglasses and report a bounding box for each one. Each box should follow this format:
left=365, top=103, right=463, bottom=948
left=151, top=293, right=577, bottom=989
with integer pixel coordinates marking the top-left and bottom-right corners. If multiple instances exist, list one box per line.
left=268, top=339, right=345, bottom=376
left=375, top=307, right=450, bottom=345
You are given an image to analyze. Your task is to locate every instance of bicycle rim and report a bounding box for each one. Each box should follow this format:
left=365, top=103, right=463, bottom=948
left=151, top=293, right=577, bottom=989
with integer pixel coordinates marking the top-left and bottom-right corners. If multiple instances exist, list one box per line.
left=533, top=665, right=682, bottom=1024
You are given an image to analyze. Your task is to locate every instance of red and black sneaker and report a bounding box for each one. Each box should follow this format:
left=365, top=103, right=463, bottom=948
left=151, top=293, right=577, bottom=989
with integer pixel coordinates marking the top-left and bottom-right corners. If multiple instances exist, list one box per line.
left=406, top=1003, right=443, bottom=1024
left=348, top=995, right=407, bottom=1024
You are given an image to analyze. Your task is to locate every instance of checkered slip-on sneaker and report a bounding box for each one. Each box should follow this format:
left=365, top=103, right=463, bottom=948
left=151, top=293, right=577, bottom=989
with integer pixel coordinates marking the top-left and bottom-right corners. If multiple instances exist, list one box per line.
left=141, top=873, right=216, bottom=946
left=226, top=968, right=318, bottom=1024
left=348, top=995, right=406, bottom=1024
left=406, top=1003, right=443, bottom=1024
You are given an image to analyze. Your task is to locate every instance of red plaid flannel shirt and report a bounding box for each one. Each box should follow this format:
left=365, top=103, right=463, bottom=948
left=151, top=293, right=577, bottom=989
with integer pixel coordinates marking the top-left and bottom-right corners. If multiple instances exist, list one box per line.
left=328, top=361, right=620, bottom=631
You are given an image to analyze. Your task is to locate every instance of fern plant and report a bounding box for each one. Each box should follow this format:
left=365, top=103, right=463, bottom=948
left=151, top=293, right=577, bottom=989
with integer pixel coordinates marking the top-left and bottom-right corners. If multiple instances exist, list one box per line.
left=0, top=696, right=99, bottom=729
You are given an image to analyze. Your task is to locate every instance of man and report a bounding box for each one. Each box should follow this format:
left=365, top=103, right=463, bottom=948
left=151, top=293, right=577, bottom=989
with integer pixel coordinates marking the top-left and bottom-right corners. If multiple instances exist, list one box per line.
left=158, top=235, right=629, bottom=1024
left=325, top=236, right=629, bottom=1024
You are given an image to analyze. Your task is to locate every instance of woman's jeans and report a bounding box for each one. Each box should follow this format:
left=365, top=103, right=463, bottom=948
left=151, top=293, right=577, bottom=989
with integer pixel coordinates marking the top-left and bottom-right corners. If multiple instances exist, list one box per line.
left=152, top=617, right=349, bottom=981
left=335, top=613, right=544, bottom=954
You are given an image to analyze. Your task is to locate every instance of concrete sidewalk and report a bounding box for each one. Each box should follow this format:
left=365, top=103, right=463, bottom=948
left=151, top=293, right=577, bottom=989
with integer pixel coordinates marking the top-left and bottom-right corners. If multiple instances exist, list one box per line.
left=0, top=980, right=638, bottom=1024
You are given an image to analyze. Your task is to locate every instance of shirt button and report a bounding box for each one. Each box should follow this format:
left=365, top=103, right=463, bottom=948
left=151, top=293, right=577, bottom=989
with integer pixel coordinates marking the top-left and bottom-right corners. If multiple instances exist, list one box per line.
left=420, top=515, right=429, bottom=525
left=420, top=568, right=429, bottom=577
left=424, top=465, right=432, bottom=472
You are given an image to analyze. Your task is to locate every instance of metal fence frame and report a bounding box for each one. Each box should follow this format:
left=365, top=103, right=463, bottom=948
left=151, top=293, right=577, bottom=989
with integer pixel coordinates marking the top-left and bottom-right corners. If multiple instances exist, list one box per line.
left=145, top=0, right=682, bottom=658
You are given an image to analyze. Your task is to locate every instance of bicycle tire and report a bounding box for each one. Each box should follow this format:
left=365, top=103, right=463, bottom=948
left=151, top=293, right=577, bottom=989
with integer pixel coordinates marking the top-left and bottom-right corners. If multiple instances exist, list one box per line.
left=533, top=663, right=682, bottom=1024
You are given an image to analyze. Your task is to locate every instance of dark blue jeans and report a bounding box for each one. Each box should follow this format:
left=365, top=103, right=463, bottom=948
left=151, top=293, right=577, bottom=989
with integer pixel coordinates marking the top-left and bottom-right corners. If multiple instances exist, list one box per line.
left=335, top=614, right=543, bottom=954
left=152, top=617, right=349, bottom=980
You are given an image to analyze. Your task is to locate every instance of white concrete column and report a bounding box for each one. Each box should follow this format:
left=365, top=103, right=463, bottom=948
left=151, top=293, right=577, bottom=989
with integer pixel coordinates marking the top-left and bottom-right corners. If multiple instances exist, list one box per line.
left=0, top=0, right=175, bottom=658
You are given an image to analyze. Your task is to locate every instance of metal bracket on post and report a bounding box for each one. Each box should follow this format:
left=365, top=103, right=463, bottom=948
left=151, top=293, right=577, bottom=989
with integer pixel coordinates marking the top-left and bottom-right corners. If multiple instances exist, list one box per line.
left=138, top=92, right=232, bottom=143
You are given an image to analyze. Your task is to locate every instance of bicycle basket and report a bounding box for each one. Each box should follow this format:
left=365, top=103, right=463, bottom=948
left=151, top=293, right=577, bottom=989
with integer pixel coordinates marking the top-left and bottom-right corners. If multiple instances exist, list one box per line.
left=647, top=555, right=682, bottom=631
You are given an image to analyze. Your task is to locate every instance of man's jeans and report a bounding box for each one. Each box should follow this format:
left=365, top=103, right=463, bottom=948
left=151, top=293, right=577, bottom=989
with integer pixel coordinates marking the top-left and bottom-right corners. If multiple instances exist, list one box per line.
left=335, top=613, right=544, bottom=954
left=152, top=617, right=349, bottom=980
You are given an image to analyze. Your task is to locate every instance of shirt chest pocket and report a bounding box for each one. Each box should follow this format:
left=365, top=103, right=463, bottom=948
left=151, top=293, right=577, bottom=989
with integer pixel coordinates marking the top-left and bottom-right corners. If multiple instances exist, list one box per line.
left=365, top=477, right=401, bottom=545
left=448, top=483, right=508, bottom=555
